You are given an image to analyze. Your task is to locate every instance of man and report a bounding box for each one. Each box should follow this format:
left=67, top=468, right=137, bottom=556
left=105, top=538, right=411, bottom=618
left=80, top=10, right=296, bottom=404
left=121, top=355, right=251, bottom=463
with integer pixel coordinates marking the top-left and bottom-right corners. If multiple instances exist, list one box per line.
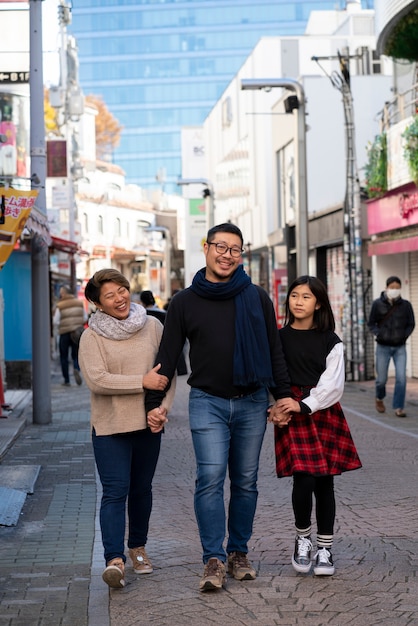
left=53, top=285, right=85, bottom=386
left=368, top=275, right=415, bottom=417
left=146, top=223, right=290, bottom=591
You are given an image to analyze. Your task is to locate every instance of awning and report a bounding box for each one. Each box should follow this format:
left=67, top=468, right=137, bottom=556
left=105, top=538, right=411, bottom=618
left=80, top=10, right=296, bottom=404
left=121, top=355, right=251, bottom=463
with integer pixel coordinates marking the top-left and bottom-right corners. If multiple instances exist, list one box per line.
left=23, top=205, right=52, bottom=246
left=368, top=236, right=418, bottom=256
left=91, top=245, right=136, bottom=260
left=50, top=236, right=78, bottom=254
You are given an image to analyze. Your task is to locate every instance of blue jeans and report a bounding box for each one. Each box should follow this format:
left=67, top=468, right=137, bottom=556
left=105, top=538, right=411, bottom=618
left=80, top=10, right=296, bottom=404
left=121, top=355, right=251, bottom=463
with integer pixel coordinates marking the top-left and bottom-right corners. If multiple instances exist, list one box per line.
left=375, top=343, right=407, bottom=410
left=189, top=387, right=268, bottom=564
left=59, top=332, right=80, bottom=384
left=92, top=427, right=161, bottom=564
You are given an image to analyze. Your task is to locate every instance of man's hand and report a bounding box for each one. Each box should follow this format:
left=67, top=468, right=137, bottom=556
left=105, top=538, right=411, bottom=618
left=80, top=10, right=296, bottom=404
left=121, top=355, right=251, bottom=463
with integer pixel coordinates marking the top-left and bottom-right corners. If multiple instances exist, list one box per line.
left=143, top=363, right=169, bottom=391
left=147, top=406, right=168, bottom=433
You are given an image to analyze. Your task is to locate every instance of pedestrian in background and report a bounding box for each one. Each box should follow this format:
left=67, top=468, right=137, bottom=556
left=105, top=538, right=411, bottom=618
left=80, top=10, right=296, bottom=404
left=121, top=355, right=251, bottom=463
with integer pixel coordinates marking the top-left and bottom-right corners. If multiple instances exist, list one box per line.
left=270, top=275, right=362, bottom=577
left=368, top=276, right=415, bottom=418
left=141, top=288, right=189, bottom=376
left=53, top=284, right=85, bottom=386
left=140, top=289, right=167, bottom=324
left=79, top=268, right=175, bottom=589
left=146, top=223, right=291, bottom=592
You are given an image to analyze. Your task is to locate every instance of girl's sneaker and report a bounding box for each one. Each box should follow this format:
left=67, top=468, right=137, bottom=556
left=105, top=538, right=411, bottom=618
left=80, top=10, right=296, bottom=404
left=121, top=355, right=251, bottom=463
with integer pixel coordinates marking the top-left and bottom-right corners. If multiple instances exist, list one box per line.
left=292, top=535, right=312, bottom=573
left=313, top=547, right=335, bottom=576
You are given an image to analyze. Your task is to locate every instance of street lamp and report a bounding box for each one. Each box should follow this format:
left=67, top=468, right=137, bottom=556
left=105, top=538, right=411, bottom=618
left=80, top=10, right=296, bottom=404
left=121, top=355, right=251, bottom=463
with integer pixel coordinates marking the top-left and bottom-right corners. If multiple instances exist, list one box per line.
left=144, top=226, right=171, bottom=302
left=241, top=78, right=309, bottom=277
left=177, top=177, right=215, bottom=230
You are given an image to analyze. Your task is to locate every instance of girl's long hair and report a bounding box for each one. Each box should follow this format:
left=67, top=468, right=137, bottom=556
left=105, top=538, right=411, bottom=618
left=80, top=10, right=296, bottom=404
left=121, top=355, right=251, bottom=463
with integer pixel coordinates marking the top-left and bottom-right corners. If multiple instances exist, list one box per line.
left=285, top=275, right=335, bottom=332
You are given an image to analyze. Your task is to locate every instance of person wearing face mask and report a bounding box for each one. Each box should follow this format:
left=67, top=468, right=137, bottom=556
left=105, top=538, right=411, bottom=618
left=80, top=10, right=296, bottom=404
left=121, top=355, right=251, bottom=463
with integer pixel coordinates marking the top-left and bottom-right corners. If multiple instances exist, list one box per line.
left=367, top=276, right=415, bottom=418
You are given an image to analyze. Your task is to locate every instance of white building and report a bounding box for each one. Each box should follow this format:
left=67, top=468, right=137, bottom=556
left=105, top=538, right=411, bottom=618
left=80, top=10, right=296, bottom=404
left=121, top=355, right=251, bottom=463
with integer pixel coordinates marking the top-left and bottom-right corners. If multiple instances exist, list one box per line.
left=200, top=1, right=394, bottom=378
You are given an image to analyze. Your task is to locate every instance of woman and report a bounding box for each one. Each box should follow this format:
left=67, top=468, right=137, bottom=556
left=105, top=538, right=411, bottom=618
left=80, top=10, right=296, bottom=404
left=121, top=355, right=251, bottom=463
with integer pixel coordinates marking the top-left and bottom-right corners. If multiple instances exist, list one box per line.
left=79, top=269, right=175, bottom=589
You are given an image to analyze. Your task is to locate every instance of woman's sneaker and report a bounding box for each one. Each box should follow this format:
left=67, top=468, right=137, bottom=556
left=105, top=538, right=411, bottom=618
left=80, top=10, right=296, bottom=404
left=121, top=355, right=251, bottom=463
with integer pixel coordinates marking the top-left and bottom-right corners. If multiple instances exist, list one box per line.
left=102, top=558, right=125, bottom=588
left=313, top=547, right=335, bottom=576
left=291, top=535, right=312, bottom=573
left=129, top=546, right=153, bottom=574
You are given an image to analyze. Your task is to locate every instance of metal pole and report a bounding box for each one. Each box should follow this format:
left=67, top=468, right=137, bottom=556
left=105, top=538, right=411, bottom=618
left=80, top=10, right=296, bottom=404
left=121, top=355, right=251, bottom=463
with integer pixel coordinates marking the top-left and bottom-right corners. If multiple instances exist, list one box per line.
left=30, top=0, right=52, bottom=424
left=241, top=79, right=309, bottom=276
left=295, top=92, right=309, bottom=276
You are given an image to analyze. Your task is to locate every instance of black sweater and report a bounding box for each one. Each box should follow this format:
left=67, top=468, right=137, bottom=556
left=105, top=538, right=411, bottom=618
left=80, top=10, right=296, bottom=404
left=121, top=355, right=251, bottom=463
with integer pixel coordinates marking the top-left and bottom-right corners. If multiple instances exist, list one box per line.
left=145, top=285, right=290, bottom=411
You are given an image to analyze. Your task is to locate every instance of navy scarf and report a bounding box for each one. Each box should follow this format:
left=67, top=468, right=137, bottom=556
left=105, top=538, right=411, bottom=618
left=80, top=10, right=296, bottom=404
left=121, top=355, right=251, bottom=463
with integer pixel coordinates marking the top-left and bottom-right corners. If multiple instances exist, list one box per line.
left=191, top=265, right=274, bottom=387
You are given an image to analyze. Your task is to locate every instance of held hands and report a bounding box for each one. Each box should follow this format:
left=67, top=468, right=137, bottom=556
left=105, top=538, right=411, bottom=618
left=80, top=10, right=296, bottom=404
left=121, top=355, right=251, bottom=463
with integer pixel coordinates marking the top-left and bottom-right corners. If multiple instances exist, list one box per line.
left=147, top=406, right=168, bottom=433
left=267, top=397, right=299, bottom=428
left=143, top=363, right=169, bottom=391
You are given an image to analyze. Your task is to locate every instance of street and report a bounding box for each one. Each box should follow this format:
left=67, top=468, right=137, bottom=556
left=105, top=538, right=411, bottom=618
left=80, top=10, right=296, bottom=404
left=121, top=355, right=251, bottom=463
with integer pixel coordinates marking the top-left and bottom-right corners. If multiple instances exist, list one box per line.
left=0, top=369, right=418, bottom=625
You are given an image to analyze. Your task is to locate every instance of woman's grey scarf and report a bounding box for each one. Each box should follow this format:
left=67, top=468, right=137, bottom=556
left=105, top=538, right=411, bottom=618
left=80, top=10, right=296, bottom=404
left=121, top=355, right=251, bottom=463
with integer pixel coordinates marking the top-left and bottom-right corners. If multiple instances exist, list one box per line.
left=88, top=302, right=147, bottom=340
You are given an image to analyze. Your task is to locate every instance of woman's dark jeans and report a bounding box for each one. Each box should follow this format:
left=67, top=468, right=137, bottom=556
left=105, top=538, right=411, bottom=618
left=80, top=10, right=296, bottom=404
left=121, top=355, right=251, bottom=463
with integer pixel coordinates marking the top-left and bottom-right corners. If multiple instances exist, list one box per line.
left=92, top=427, right=161, bottom=564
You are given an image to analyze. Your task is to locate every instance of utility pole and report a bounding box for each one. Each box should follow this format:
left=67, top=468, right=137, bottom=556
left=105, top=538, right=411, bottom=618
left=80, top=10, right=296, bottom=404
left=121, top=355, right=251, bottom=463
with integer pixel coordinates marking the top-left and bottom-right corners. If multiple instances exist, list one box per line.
left=30, top=0, right=52, bottom=424
left=52, top=0, right=84, bottom=293
left=312, top=51, right=365, bottom=381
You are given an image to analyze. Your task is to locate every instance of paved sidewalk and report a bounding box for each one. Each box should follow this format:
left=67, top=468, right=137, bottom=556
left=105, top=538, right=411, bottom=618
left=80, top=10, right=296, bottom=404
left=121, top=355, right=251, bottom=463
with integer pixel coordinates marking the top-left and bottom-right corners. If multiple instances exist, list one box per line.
left=0, top=369, right=417, bottom=625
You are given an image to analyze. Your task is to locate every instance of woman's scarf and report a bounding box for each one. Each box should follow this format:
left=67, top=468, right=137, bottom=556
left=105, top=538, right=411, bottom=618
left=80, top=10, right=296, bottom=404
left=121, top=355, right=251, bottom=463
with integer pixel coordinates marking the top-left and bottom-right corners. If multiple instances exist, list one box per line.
left=88, top=302, right=147, bottom=340
left=191, top=265, right=274, bottom=387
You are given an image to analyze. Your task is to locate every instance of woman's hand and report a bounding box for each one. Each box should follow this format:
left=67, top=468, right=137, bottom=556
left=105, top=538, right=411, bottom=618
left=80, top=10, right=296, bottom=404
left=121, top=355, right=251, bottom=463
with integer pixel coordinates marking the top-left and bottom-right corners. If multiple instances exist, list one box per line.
left=143, top=363, right=169, bottom=390
left=147, top=406, right=168, bottom=433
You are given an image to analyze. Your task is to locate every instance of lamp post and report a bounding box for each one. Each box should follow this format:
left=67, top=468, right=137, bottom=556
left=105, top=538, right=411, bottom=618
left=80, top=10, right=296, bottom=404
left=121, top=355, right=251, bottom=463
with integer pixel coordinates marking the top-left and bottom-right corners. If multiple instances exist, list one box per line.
left=177, top=178, right=215, bottom=230
left=144, top=226, right=171, bottom=302
left=241, top=78, right=309, bottom=277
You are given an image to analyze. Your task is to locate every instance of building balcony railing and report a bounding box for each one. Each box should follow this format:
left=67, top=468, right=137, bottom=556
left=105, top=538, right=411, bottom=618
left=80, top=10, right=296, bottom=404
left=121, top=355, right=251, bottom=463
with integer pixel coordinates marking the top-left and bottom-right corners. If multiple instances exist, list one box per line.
left=379, top=82, right=418, bottom=131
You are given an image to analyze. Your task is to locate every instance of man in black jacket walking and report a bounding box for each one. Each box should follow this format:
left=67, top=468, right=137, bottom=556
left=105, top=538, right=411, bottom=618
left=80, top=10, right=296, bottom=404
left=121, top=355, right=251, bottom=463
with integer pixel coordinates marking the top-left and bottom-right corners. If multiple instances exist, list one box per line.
left=368, top=276, right=415, bottom=417
left=145, top=223, right=291, bottom=591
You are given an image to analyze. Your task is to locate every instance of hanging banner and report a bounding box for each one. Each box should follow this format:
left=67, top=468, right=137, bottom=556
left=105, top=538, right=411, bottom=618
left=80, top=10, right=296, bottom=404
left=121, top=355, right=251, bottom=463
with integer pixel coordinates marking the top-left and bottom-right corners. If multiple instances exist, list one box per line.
left=0, top=188, right=39, bottom=270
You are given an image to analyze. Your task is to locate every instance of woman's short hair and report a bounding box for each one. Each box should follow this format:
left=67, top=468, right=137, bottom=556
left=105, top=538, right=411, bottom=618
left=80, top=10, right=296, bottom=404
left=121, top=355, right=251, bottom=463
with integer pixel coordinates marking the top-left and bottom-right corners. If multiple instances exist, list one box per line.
left=85, top=269, right=130, bottom=304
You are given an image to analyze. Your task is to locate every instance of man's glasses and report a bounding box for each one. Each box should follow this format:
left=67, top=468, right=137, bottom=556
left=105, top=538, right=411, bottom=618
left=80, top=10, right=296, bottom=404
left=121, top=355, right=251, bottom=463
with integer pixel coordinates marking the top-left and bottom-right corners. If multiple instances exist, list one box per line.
left=207, top=242, right=244, bottom=258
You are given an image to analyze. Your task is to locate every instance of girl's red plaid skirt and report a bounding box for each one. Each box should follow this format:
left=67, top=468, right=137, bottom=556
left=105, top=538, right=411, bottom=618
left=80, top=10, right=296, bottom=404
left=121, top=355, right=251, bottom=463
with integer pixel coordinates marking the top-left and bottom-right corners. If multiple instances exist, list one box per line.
left=274, top=385, right=362, bottom=477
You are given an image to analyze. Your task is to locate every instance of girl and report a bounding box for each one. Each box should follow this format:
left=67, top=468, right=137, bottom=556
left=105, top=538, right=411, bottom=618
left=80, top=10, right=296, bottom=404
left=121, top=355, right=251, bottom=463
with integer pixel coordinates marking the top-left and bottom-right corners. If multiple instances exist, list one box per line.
left=270, top=276, right=361, bottom=576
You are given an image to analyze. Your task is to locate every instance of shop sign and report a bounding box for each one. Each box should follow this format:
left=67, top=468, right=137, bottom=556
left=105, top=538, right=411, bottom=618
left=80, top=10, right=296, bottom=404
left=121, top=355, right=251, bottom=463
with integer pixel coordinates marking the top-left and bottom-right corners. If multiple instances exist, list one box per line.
left=47, top=140, right=67, bottom=178
left=0, top=188, right=38, bottom=269
left=0, top=71, right=29, bottom=84
left=367, top=182, right=418, bottom=235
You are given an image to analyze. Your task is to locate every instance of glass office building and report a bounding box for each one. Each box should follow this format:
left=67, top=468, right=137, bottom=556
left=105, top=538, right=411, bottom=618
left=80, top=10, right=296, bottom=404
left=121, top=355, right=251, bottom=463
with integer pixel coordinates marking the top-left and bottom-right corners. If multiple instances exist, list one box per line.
left=71, top=0, right=373, bottom=193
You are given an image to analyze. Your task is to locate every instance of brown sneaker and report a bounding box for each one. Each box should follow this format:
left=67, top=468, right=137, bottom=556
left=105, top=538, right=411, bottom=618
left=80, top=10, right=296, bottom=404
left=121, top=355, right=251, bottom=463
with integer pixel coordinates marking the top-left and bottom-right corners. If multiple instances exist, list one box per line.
left=227, top=551, right=256, bottom=580
left=102, top=558, right=125, bottom=588
left=199, top=558, right=226, bottom=591
left=375, top=399, right=385, bottom=413
left=129, top=546, right=153, bottom=574
left=395, top=408, right=407, bottom=417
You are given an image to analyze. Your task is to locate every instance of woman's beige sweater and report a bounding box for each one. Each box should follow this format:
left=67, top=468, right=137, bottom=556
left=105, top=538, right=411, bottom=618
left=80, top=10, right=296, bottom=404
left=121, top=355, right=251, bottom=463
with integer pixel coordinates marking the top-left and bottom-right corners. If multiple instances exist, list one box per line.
left=79, top=315, right=175, bottom=435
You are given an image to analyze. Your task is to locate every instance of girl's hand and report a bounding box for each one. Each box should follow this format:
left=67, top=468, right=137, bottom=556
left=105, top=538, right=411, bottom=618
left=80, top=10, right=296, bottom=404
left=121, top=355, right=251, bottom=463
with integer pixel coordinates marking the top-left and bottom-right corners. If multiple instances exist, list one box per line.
left=268, top=407, right=292, bottom=428
left=275, top=397, right=300, bottom=414
left=143, top=363, right=168, bottom=390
